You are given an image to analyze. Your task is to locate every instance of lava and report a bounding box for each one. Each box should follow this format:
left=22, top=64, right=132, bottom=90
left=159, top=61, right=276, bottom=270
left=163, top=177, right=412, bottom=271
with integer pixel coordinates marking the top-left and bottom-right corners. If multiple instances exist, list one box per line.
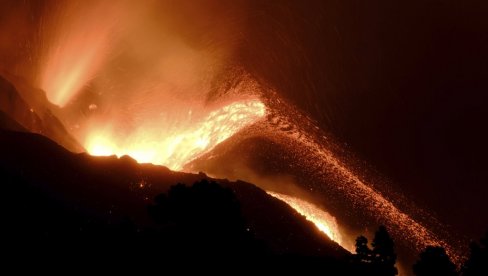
left=86, top=99, right=266, bottom=170
left=267, top=191, right=351, bottom=252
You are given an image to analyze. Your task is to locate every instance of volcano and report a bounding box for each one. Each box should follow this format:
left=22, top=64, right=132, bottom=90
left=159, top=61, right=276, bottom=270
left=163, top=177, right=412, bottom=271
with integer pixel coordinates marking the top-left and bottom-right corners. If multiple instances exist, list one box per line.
left=1, top=1, right=487, bottom=274
left=0, top=74, right=354, bottom=267
left=0, top=60, right=461, bottom=271
left=0, top=80, right=353, bottom=270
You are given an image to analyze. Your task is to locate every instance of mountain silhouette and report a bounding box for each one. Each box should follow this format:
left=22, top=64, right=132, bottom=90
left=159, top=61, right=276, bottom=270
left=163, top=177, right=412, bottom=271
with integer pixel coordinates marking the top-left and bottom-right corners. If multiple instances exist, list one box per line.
left=0, top=74, right=83, bottom=152
left=0, top=128, right=349, bottom=262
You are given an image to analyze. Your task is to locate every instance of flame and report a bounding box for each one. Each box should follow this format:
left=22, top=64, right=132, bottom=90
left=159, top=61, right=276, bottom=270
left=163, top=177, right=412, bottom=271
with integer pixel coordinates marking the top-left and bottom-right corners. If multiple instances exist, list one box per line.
left=85, top=99, right=266, bottom=170
left=267, top=191, right=352, bottom=252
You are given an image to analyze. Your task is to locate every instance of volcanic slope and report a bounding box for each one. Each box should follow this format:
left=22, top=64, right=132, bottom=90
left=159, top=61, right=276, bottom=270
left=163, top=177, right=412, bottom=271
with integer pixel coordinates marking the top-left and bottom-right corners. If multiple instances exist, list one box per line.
left=0, top=74, right=83, bottom=152
left=0, top=129, right=349, bottom=263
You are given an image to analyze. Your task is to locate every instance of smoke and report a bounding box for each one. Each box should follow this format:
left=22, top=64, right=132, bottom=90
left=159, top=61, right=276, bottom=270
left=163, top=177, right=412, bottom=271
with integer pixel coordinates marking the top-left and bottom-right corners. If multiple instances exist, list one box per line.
left=0, top=1, right=40, bottom=76
left=0, top=0, right=250, bottom=120
left=0, top=0, right=254, bottom=163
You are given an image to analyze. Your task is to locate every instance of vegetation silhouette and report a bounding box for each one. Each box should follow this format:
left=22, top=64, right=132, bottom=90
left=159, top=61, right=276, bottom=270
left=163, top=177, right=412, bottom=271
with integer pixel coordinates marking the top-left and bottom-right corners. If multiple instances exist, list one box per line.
left=462, top=232, right=488, bottom=276
left=413, top=246, right=457, bottom=276
left=146, top=179, right=265, bottom=258
left=350, top=226, right=398, bottom=276
left=1, top=166, right=265, bottom=260
left=355, top=235, right=372, bottom=263
left=411, top=232, right=488, bottom=276
left=372, top=226, right=398, bottom=275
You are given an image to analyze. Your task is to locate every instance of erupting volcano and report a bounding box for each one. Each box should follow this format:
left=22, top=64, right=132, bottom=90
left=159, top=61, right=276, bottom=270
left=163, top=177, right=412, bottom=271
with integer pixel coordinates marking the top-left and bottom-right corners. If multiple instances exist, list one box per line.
left=1, top=0, right=487, bottom=273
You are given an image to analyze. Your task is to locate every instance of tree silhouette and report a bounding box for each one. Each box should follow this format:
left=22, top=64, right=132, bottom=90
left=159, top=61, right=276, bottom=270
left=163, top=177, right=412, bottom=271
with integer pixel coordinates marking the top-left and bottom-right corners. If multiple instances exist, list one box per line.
left=164, top=180, right=245, bottom=234
left=355, top=235, right=372, bottom=263
left=462, top=232, right=488, bottom=276
left=371, top=226, right=398, bottom=275
left=413, top=246, right=457, bottom=276
left=350, top=226, right=397, bottom=275
left=147, top=179, right=262, bottom=257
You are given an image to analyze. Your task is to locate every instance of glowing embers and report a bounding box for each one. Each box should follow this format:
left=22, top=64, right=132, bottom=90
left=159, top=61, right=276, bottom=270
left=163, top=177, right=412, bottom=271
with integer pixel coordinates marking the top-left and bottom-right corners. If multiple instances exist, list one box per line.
left=255, top=100, right=461, bottom=263
left=267, top=191, right=351, bottom=252
left=85, top=99, right=266, bottom=170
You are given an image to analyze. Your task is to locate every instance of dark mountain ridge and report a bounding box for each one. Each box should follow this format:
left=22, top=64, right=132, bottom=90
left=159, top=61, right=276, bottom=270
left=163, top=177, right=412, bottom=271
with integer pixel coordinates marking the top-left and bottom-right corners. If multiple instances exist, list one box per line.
left=0, top=129, right=349, bottom=262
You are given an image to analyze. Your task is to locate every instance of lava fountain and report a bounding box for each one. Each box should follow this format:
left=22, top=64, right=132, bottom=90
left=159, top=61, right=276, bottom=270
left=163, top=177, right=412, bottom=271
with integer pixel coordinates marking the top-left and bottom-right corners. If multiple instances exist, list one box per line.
left=37, top=1, right=125, bottom=106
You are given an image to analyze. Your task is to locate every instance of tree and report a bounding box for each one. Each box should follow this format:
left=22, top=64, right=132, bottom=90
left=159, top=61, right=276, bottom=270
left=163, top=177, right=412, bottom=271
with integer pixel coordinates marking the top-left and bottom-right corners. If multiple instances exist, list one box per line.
left=350, top=226, right=397, bottom=275
left=147, top=179, right=262, bottom=257
left=355, top=235, right=372, bottom=263
left=371, top=225, right=398, bottom=276
left=462, top=232, right=488, bottom=276
left=413, top=246, right=457, bottom=276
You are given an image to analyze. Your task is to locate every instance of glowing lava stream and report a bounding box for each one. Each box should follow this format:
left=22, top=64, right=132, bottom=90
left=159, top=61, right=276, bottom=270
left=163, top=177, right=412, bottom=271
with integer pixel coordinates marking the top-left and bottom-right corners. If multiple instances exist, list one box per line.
left=267, top=191, right=352, bottom=252
left=86, top=99, right=266, bottom=170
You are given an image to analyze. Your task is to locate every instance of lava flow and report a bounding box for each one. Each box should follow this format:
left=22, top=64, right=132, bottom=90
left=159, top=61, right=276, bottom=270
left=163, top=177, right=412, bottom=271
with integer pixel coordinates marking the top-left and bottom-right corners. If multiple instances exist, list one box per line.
left=267, top=191, right=351, bottom=252
left=86, top=99, right=266, bottom=170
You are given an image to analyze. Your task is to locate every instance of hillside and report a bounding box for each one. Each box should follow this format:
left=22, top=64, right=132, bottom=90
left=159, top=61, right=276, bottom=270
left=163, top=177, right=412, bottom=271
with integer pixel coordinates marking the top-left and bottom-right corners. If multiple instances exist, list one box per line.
left=0, top=74, right=83, bottom=152
left=0, top=129, right=349, bottom=264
